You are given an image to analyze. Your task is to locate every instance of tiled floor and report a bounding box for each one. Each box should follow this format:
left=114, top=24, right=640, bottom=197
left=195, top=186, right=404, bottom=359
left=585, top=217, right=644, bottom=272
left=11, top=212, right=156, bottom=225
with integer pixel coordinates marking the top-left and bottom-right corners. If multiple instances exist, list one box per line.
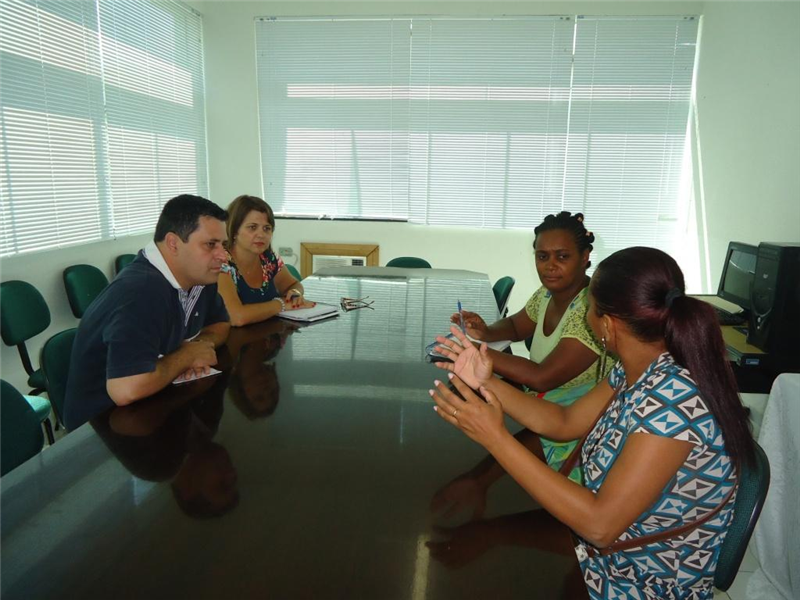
left=714, top=544, right=760, bottom=599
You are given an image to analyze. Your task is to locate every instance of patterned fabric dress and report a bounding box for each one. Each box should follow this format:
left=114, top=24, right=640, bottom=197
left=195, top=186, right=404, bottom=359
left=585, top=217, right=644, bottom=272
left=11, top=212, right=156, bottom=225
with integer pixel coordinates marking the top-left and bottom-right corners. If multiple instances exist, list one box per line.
left=221, top=249, right=285, bottom=305
left=524, top=286, right=610, bottom=483
left=577, top=353, right=737, bottom=600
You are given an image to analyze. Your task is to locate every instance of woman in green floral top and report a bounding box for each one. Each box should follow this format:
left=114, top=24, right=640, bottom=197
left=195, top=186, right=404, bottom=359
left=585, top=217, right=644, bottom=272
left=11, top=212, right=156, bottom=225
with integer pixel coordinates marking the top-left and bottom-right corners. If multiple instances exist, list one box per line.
left=433, top=212, right=608, bottom=514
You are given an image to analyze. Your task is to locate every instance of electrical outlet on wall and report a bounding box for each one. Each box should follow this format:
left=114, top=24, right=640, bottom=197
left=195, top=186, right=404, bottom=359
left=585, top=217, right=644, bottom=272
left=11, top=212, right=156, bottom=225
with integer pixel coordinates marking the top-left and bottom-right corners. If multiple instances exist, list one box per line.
left=278, top=247, right=293, bottom=257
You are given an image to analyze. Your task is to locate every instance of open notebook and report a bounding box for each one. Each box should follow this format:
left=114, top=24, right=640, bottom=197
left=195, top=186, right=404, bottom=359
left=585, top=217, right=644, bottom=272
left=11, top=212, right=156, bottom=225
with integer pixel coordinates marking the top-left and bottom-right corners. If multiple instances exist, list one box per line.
left=426, top=332, right=511, bottom=360
left=278, top=302, right=339, bottom=323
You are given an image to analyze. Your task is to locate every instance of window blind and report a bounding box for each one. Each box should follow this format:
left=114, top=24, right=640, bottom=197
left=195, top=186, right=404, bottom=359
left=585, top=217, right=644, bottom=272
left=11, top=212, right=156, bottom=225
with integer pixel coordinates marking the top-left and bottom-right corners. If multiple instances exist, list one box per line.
left=563, top=16, right=698, bottom=256
left=98, top=0, right=208, bottom=237
left=407, top=17, right=575, bottom=228
left=0, top=0, right=207, bottom=257
left=0, top=0, right=106, bottom=256
left=256, top=18, right=411, bottom=220
left=255, top=15, right=698, bottom=260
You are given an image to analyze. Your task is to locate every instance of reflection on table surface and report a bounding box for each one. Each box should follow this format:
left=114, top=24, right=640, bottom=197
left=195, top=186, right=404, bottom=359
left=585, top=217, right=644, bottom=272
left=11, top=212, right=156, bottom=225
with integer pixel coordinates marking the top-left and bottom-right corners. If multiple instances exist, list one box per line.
left=1, top=268, right=587, bottom=600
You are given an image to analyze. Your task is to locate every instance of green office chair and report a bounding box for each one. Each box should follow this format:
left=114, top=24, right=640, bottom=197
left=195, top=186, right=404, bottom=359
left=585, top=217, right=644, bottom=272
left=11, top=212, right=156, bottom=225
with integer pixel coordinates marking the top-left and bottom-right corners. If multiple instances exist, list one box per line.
left=714, top=441, right=771, bottom=591
left=386, top=257, right=432, bottom=269
left=492, top=276, right=516, bottom=317
left=40, top=328, right=78, bottom=429
left=1, top=380, right=45, bottom=476
left=115, top=253, right=136, bottom=274
left=63, top=264, right=109, bottom=318
left=285, top=263, right=302, bottom=281
left=0, top=280, right=51, bottom=396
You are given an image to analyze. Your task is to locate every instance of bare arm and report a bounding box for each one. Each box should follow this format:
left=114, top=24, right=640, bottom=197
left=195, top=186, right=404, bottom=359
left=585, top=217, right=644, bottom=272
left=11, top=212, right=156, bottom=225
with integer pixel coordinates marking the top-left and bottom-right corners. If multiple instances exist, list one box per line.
left=453, top=306, right=599, bottom=392
left=432, top=376, right=694, bottom=548
left=191, top=321, right=230, bottom=348
left=490, top=428, right=693, bottom=547
left=453, top=307, right=535, bottom=343
left=217, top=270, right=284, bottom=327
left=273, top=266, right=303, bottom=298
left=106, top=340, right=218, bottom=406
left=434, top=326, right=612, bottom=441
left=490, top=337, right=599, bottom=392
left=485, top=377, right=615, bottom=442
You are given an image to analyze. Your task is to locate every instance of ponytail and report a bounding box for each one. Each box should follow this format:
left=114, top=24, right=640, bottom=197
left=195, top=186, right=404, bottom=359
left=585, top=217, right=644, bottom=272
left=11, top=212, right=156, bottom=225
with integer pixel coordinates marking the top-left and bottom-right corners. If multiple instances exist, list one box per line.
left=665, top=295, right=754, bottom=468
left=592, top=247, right=755, bottom=469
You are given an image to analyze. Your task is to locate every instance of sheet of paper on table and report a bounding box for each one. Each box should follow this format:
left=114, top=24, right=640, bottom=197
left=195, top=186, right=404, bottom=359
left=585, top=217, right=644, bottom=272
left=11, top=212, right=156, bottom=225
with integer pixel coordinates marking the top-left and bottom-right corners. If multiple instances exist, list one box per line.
left=172, top=367, right=222, bottom=385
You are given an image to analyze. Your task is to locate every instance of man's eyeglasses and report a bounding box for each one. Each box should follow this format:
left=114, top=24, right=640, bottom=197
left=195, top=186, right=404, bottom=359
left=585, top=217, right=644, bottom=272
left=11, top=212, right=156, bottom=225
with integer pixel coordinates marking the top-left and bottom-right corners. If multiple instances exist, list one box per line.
left=340, top=296, right=375, bottom=312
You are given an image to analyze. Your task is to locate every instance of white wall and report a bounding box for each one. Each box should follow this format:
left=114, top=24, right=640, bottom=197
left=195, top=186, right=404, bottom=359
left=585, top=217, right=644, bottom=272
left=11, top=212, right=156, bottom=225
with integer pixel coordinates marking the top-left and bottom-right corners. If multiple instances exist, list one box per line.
left=197, top=0, right=703, bottom=290
left=195, top=0, right=800, bottom=296
left=2, top=0, right=799, bottom=392
left=693, top=1, right=800, bottom=283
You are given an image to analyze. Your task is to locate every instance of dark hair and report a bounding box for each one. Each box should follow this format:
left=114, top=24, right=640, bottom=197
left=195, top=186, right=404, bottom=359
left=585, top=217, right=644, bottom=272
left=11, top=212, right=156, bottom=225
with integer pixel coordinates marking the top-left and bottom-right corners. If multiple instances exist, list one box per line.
left=154, top=194, right=228, bottom=243
left=534, top=211, right=596, bottom=268
left=225, top=195, right=276, bottom=251
left=591, top=247, right=755, bottom=469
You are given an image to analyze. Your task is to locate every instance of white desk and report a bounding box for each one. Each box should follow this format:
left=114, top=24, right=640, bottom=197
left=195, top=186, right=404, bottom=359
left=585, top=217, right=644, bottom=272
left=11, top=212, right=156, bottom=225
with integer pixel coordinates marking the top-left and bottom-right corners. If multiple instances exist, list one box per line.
left=748, top=374, right=800, bottom=600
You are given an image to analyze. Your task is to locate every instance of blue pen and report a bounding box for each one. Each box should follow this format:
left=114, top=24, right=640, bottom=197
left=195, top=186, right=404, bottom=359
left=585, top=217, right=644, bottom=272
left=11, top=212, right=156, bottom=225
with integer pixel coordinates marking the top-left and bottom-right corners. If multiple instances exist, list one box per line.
left=457, top=300, right=466, bottom=334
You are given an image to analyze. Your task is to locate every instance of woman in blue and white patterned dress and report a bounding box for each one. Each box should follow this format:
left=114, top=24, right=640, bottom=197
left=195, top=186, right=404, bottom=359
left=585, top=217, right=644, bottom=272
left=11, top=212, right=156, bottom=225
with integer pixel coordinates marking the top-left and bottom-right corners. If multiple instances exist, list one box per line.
left=430, top=247, right=755, bottom=600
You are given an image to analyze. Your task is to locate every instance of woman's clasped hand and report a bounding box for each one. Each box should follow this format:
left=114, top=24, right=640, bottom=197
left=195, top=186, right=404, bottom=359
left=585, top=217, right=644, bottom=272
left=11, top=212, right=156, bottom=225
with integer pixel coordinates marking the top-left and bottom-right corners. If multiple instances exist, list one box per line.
left=429, top=372, right=506, bottom=451
left=431, top=326, right=511, bottom=450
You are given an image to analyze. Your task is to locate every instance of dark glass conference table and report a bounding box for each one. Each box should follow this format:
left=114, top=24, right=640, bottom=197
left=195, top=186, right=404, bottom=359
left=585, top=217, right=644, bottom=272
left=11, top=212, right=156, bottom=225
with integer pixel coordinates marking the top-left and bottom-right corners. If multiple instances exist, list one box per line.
left=1, top=267, right=588, bottom=599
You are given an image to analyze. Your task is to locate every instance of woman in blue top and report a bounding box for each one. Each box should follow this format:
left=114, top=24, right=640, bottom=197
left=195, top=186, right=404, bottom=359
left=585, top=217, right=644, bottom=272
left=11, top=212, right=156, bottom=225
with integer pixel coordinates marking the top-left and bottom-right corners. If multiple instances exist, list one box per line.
left=218, top=195, right=312, bottom=326
left=430, top=247, right=755, bottom=599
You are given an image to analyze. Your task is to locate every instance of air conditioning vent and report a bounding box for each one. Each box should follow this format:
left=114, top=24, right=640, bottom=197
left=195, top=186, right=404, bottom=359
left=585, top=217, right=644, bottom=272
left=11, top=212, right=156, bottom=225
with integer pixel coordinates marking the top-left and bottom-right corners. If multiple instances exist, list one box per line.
left=312, top=255, right=366, bottom=271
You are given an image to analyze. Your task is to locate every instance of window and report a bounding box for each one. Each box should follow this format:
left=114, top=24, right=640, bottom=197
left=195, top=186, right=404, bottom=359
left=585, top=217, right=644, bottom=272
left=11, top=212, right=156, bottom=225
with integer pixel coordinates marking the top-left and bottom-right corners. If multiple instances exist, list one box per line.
left=0, top=0, right=207, bottom=257
left=256, top=18, right=413, bottom=221
left=256, top=15, right=698, bottom=259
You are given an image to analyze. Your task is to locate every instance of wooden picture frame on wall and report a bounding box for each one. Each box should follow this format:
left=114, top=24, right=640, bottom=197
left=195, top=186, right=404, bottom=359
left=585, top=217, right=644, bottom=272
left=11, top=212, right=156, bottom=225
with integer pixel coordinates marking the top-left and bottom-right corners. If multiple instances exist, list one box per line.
left=300, top=243, right=380, bottom=278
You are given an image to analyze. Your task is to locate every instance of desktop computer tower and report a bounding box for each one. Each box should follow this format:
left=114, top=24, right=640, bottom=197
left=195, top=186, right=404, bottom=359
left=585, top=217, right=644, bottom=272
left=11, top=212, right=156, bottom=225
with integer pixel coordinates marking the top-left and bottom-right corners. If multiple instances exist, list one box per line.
left=748, top=242, right=800, bottom=355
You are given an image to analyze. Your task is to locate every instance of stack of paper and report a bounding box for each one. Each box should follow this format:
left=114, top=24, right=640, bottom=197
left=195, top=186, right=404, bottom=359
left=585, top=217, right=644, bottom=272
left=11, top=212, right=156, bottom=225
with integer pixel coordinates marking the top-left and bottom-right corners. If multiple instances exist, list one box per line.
left=278, top=302, right=339, bottom=323
left=173, top=367, right=222, bottom=385
left=426, top=332, right=511, bottom=360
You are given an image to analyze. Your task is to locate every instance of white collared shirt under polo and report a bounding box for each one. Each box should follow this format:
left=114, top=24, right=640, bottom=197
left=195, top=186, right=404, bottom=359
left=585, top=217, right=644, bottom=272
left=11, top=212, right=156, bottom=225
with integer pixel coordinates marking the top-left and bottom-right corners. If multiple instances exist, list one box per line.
left=143, top=241, right=204, bottom=328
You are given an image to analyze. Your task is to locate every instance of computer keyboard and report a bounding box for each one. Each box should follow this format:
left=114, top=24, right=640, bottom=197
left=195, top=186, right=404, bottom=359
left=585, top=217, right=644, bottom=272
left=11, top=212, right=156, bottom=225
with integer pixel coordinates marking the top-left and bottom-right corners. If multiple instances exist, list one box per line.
left=715, top=308, right=746, bottom=326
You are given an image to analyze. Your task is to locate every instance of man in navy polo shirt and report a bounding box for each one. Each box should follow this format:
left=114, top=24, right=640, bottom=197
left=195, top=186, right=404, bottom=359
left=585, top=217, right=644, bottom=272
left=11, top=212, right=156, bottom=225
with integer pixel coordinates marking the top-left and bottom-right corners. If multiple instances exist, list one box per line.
left=64, top=195, right=231, bottom=429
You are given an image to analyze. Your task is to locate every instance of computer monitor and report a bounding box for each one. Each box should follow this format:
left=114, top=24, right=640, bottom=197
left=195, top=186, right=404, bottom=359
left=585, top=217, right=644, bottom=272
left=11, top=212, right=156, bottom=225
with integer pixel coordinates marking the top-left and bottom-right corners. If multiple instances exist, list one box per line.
left=717, top=241, right=758, bottom=310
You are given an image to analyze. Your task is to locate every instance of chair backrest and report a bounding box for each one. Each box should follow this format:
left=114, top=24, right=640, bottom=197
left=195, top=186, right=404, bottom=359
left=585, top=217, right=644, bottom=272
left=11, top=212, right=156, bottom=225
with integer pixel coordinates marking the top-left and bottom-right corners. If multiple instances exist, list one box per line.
left=0, top=280, right=52, bottom=347
left=1, top=379, right=45, bottom=476
left=714, top=441, right=771, bottom=591
left=492, top=276, right=516, bottom=317
left=115, top=253, right=136, bottom=274
left=285, top=263, right=302, bottom=281
left=386, top=257, right=432, bottom=269
left=40, top=328, right=78, bottom=427
left=63, top=264, right=109, bottom=318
